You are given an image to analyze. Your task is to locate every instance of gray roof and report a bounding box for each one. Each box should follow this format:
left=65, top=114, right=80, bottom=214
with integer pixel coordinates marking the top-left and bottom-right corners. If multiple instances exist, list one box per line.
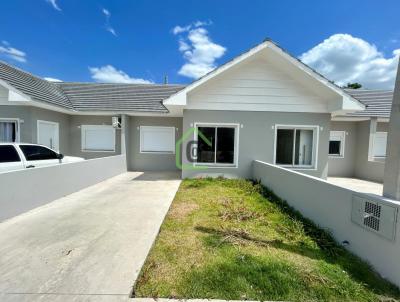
left=344, top=89, right=393, bottom=118
left=0, top=61, right=394, bottom=117
left=0, top=61, right=73, bottom=109
left=0, top=61, right=184, bottom=113
left=58, top=82, right=184, bottom=113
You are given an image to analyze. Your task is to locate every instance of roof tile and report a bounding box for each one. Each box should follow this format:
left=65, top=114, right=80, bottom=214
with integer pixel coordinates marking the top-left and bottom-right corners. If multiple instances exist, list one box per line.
left=0, top=61, right=394, bottom=118
left=344, top=89, right=393, bottom=118
left=0, top=61, right=185, bottom=113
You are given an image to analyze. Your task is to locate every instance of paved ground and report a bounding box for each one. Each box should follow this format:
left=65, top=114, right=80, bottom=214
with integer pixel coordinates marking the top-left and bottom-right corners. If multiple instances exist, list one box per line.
left=0, top=297, right=266, bottom=302
left=0, top=171, right=181, bottom=302
left=327, top=177, right=383, bottom=195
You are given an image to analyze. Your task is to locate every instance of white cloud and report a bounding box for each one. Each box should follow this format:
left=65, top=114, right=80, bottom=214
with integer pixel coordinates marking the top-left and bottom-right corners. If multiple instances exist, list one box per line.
left=172, top=21, right=226, bottom=79
left=193, top=20, right=212, bottom=27
left=89, top=65, right=153, bottom=84
left=102, top=8, right=110, bottom=18
left=172, top=25, right=191, bottom=35
left=0, top=41, right=27, bottom=63
left=300, top=34, right=400, bottom=89
left=46, top=0, right=61, bottom=11
left=44, top=77, right=62, bottom=82
left=102, top=8, right=117, bottom=36
left=172, top=20, right=212, bottom=35
left=178, top=39, right=190, bottom=52
left=106, top=27, right=117, bottom=37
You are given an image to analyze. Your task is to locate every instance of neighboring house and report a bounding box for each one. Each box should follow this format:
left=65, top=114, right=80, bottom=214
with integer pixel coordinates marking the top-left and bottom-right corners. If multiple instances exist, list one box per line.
left=0, top=62, right=184, bottom=170
left=0, top=39, right=373, bottom=179
left=329, top=89, right=392, bottom=182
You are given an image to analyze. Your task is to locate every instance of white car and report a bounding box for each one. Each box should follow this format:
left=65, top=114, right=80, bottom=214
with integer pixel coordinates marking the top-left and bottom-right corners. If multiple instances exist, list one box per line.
left=0, top=143, right=84, bottom=173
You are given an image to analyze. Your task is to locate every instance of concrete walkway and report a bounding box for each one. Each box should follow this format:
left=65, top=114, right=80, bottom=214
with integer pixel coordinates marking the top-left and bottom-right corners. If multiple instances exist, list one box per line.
left=0, top=171, right=181, bottom=302
left=327, top=177, right=383, bottom=195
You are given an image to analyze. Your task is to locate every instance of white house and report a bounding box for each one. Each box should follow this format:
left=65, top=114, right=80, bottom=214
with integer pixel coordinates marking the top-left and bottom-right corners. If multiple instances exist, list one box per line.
left=1, top=39, right=381, bottom=180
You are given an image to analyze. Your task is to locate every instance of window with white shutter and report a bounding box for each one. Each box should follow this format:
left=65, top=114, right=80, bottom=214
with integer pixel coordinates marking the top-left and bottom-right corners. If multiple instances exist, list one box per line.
left=81, top=125, right=116, bottom=152
left=140, top=126, right=175, bottom=153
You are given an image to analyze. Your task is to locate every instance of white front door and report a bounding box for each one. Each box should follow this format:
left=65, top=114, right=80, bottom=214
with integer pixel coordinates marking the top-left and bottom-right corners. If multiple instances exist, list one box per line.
left=37, top=120, right=59, bottom=151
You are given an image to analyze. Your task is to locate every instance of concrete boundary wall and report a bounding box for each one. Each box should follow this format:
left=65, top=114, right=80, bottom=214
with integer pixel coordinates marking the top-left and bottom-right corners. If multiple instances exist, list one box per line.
left=0, top=155, right=127, bottom=221
left=252, top=160, right=400, bottom=288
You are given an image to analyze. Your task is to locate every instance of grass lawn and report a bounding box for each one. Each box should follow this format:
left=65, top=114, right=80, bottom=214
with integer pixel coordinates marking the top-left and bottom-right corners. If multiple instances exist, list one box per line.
left=134, top=178, right=400, bottom=301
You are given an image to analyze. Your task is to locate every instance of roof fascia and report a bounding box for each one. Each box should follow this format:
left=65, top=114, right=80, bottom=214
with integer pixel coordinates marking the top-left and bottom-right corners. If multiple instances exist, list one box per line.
left=331, top=116, right=390, bottom=122
left=0, top=78, right=33, bottom=103
left=266, top=42, right=365, bottom=112
left=163, top=41, right=269, bottom=106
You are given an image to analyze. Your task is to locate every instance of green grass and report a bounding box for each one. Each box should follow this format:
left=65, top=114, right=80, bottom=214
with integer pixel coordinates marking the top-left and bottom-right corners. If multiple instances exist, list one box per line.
left=134, top=178, right=400, bottom=301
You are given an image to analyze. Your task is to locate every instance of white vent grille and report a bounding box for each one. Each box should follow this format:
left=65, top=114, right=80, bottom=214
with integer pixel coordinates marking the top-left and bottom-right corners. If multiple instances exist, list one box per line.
left=363, top=202, right=381, bottom=231
left=352, top=195, right=398, bottom=241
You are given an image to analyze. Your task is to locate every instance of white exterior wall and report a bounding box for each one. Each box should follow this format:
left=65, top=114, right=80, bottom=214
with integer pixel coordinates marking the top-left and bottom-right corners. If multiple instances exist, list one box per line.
left=0, top=85, right=8, bottom=102
left=328, top=120, right=389, bottom=182
left=253, top=160, right=400, bottom=288
left=328, top=121, right=358, bottom=177
left=186, top=54, right=337, bottom=113
left=354, top=121, right=387, bottom=182
left=0, top=155, right=127, bottom=221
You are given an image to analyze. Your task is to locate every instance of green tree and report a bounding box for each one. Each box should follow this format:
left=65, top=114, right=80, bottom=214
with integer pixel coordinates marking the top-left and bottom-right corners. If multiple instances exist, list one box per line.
left=345, top=82, right=362, bottom=89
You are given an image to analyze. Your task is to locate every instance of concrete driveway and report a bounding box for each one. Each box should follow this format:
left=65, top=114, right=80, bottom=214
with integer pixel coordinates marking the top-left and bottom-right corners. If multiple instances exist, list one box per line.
left=0, top=171, right=181, bottom=302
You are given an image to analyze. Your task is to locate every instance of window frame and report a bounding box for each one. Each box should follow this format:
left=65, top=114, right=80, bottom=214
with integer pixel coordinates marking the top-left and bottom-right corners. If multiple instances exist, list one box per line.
left=193, top=122, right=240, bottom=168
left=139, top=126, right=176, bottom=154
left=328, top=131, right=346, bottom=158
left=273, top=124, right=319, bottom=170
left=0, top=118, right=20, bottom=143
left=81, top=125, right=116, bottom=152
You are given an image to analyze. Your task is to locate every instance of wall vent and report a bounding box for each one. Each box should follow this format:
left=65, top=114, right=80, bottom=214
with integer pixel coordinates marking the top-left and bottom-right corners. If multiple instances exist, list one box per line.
left=363, top=201, right=381, bottom=231
left=351, top=195, right=398, bottom=241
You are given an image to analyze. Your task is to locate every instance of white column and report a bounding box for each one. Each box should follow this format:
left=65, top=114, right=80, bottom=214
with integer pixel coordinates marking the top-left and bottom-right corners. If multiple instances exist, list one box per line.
left=383, top=61, right=400, bottom=200
left=367, top=117, right=378, bottom=162
left=120, top=115, right=127, bottom=155
left=120, top=114, right=130, bottom=171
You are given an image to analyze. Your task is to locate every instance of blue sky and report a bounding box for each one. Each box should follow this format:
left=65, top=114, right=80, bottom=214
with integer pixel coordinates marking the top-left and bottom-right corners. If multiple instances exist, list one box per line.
left=0, top=0, right=399, bottom=88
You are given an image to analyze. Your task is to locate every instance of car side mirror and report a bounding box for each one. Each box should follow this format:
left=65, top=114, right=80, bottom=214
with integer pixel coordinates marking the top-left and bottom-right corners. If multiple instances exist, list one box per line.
left=57, top=153, right=64, bottom=160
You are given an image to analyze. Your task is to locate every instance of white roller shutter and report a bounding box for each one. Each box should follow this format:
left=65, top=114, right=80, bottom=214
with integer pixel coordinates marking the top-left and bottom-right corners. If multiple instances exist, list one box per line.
left=140, top=126, right=175, bottom=153
left=81, top=125, right=116, bottom=151
left=373, top=132, right=387, bottom=158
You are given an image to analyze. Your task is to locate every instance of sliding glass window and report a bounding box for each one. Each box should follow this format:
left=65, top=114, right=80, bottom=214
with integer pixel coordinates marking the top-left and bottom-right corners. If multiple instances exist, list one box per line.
left=275, top=126, right=317, bottom=168
left=196, top=125, right=237, bottom=166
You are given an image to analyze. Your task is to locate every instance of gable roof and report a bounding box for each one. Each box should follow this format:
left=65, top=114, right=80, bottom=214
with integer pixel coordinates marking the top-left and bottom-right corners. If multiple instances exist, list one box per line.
left=344, top=89, right=393, bottom=118
left=163, top=39, right=365, bottom=113
left=0, top=61, right=184, bottom=113
left=0, top=61, right=74, bottom=109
